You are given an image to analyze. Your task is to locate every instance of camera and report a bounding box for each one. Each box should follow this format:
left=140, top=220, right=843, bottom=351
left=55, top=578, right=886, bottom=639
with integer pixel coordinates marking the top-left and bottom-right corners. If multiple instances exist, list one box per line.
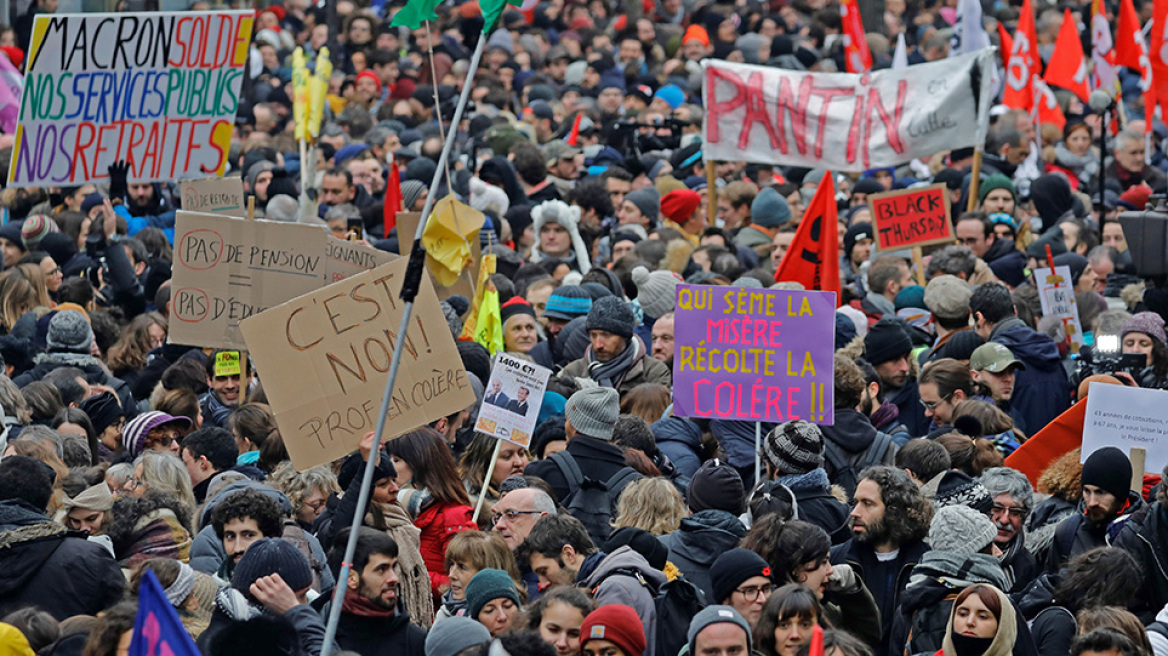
left=609, top=117, right=690, bottom=156
left=84, top=233, right=109, bottom=287
left=1078, top=334, right=1146, bottom=379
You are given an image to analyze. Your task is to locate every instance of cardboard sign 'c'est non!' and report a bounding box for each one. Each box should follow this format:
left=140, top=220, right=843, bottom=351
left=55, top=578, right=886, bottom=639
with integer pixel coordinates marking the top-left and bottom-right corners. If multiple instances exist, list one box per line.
left=239, top=257, right=475, bottom=471
left=867, top=184, right=954, bottom=251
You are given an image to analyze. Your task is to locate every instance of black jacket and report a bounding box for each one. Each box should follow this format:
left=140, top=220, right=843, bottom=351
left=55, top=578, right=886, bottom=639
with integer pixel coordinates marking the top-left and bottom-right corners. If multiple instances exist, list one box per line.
left=13, top=352, right=137, bottom=420
left=526, top=435, right=629, bottom=503
left=0, top=499, right=125, bottom=620
left=989, top=318, right=1072, bottom=437
left=831, top=537, right=929, bottom=653
left=1113, top=501, right=1168, bottom=622
left=658, top=510, right=748, bottom=602
left=885, top=380, right=930, bottom=438
left=983, top=238, right=1028, bottom=288
left=1045, top=491, right=1145, bottom=574
left=775, top=469, right=851, bottom=544
left=329, top=606, right=426, bottom=656
left=1014, top=573, right=1076, bottom=656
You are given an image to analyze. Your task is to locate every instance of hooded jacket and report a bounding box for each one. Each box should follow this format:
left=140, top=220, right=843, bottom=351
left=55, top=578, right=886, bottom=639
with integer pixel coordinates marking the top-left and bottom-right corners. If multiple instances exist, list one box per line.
left=0, top=499, right=125, bottom=620
left=1112, top=501, right=1168, bottom=622
left=658, top=509, right=748, bottom=602
left=1044, top=491, right=1145, bottom=574
left=775, top=469, right=851, bottom=545
left=818, top=408, right=899, bottom=497
left=983, top=237, right=1028, bottom=288
left=583, top=545, right=669, bottom=656
left=989, top=317, right=1072, bottom=437
left=1014, top=572, right=1076, bottom=656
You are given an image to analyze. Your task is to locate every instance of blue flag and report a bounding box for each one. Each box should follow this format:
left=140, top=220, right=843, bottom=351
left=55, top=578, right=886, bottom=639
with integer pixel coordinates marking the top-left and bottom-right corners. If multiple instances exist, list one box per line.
left=129, top=570, right=202, bottom=656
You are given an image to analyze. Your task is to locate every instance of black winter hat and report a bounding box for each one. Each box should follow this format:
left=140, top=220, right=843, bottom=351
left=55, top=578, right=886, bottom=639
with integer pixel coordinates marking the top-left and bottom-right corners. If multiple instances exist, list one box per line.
left=933, top=470, right=993, bottom=513
left=710, top=548, right=773, bottom=605
left=337, top=452, right=396, bottom=490
left=852, top=178, right=884, bottom=196
left=585, top=297, right=636, bottom=340
left=231, top=538, right=314, bottom=598
left=1081, top=447, right=1132, bottom=501
left=844, top=222, right=874, bottom=258
left=686, top=458, right=746, bottom=515
left=864, top=318, right=913, bottom=366
left=605, top=527, right=669, bottom=571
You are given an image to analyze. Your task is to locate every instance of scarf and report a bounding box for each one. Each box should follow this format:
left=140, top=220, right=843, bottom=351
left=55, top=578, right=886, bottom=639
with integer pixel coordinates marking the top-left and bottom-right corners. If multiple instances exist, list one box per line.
left=400, top=486, right=436, bottom=520
left=369, top=502, right=435, bottom=628
left=863, top=291, right=896, bottom=318
left=587, top=336, right=642, bottom=389
left=908, top=551, right=1008, bottom=592
left=440, top=589, right=468, bottom=617
left=342, top=592, right=396, bottom=618
left=870, top=400, right=900, bottom=432
left=214, top=587, right=263, bottom=622
left=1054, top=143, right=1099, bottom=181
left=775, top=469, right=830, bottom=493
left=950, top=634, right=994, bottom=656
left=998, top=531, right=1027, bottom=591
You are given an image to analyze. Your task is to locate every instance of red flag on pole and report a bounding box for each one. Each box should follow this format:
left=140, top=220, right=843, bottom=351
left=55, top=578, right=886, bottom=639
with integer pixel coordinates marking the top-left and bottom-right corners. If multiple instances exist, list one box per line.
left=1152, top=0, right=1168, bottom=125
left=1043, top=8, right=1090, bottom=101
left=1003, top=0, right=1038, bottom=110
left=774, top=173, right=841, bottom=306
left=841, top=0, right=872, bottom=73
left=1035, top=79, right=1068, bottom=131
left=384, top=153, right=402, bottom=237
left=997, top=22, right=1013, bottom=68
left=1118, top=0, right=1155, bottom=127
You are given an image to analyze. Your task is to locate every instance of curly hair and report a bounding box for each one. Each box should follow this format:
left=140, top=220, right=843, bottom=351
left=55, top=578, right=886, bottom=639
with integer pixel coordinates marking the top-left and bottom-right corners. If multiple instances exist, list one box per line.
left=267, top=462, right=340, bottom=519
left=740, top=516, right=830, bottom=584
left=1053, top=547, right=1143, bottom=611
left=211, top=490, right=284, bottom=540
left=1038, top=447, right=1083, bottom=501
left=857, top=466, right=932, bottom=545
left=613, top=477, right=687, bottom=536
left=107, top=312, right=167, bottom=374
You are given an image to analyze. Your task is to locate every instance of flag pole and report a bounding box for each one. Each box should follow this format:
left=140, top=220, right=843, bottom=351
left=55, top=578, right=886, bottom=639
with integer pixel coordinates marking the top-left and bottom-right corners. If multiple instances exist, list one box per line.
left=706, top=160, right=717, bottom=226
left=965, top=148, right=983, bottom=212
left=472, top=438, right=503, bottom=524
left=319, top=32, right=490, bottom=656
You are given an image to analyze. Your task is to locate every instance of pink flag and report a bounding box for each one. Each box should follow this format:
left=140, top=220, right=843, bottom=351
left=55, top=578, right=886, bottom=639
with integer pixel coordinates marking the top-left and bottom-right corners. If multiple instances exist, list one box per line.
left=0, top=54, right=23, bottom=134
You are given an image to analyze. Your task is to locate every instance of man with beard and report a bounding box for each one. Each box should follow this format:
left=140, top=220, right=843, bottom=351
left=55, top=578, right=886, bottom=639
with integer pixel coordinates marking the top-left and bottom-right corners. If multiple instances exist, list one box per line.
left=325, top=526, right=426, bottom=656
left=864, top=318, right=930, bottom=437
left=830, top=466, right=931, bottom=652
left=1045, top=447, right=1144, bottom=574
left=211, top=489, right=285, bottom=582
left=980, top=467, right=1039, bottom=593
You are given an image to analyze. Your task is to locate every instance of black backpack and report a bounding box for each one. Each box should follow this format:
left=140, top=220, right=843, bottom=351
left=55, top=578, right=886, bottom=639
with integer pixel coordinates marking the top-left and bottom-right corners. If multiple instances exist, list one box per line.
left=549, top=450, right=641, bottom=545
left=596, top=567, right=707, bottom=656
left=823, top=431, right=895, bottom=498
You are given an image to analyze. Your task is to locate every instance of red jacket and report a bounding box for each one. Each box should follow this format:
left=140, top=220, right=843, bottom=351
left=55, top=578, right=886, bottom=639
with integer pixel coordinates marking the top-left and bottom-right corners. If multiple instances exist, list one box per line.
left=415, top=502, right=476, bottom=597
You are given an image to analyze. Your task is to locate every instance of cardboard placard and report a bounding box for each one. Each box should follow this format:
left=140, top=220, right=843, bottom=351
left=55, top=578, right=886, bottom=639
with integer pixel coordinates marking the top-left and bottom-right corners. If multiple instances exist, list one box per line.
left=239, top=258, right=475, bottom=470
left=1036, top=264, right=1084, bottom=354
left=180, top=178, right=246, bottom=217
left=476, top=353, right=551, bottom=448
left=868, top=184, right=954, bottom=251
left=1082, top=382, right=1168, bottom=474
left=397, top=211, right=481, bottom=302
left=672, top=284, right=836, bottom=424
left=324, top=238, right=398, bottom=283
left=9, top=11, right=253, bottom=187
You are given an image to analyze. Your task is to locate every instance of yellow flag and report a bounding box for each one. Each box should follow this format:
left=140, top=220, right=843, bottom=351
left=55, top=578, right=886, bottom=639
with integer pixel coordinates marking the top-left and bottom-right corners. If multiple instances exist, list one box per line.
left=474, top=288, right=504, bottom=355
left=308, top=47, right=332, bottom=140
left=423, top=196, right=485, bottom=286
left=462, top=254, right=496, bottom=341
left=292, top=48, right=309, bottom=142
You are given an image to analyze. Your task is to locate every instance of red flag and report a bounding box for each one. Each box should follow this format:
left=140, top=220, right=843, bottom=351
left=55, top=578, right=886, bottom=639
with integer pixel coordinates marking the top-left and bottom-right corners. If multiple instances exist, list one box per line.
left=566, top=114, right=583, bottom=147
left=841, top=0, right=871, bottom=73
left=774, top=173, right=841, bottom=306
left=809, top=626, right=825, bottom=656
left=1118, top=0, right=1155, bottom=127
left=1035, top=79, right=1067, bottom=131
left=1152, top=0, right=1168, bottom=126
left=1043, top=8, right=1089, bottom=101
left=383, top=153, right=402, bottom=237
left=997, top=22, right=1013, bottom=68
left=1003, top=0, right=1038, bottom=110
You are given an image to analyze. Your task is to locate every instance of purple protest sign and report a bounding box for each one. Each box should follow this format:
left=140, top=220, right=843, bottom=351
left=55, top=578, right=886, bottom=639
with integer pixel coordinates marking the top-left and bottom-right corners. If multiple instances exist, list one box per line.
left=672, top=284, right=835, bottom=424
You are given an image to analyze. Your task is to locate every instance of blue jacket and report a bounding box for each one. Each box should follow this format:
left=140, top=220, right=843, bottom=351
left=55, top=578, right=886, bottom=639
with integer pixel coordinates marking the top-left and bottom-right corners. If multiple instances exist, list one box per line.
left=989, top=318, right=1072, bottom=436
left=113, top=204, right=176, bottom=243
left=651, top=416, right=703, bottom=480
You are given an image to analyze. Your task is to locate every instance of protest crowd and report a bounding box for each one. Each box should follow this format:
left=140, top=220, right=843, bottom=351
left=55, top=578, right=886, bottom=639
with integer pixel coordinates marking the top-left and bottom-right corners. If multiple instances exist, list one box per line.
left=6, top=2, right=1168, bottom=656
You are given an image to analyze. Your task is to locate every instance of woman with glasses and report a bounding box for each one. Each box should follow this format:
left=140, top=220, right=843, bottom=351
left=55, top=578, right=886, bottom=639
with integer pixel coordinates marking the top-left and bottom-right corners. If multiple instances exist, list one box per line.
left=121, top=410, right=192, bottom=459
left=266, top=462, right=340, bottom=530
left=436, top=530, right=523, bottom=625
left=741, top=516, right=882, bottom=651
left=108, top=452, right=195, bottom=567
left=384, top=427, right=476, bottom=601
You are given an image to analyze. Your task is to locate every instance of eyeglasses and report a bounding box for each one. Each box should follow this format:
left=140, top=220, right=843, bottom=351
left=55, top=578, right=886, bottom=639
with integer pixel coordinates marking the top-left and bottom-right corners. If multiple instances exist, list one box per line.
left=734, top=584, right=775, bottom=601
left=46, top=267, right=61, bottom=276
left=920, top=393, right=952, bottom=410
left=123, top=476, right=141, bottom=491
left=490, top=509, right=543, bottom=526
left=305, top=499, right=329, bottom=512
left=990, top=504, right=1028, bottom=520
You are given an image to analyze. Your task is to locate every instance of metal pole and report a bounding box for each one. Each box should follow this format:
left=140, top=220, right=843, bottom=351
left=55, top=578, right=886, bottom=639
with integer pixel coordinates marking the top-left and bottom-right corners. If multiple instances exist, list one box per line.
left=1099, top=109, right=1107, bottom=214
left=753, top=422, right=762, bottom=488
left=319, top=34, right=489, bottom=656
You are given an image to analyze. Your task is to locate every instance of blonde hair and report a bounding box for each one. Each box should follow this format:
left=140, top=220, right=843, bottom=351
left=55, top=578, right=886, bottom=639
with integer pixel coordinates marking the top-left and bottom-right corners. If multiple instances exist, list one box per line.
left=135, top=452, right=196, bottom=512
left=614, top=477, right=688, bottom=536
left=267, top=461, right=340, bottom=514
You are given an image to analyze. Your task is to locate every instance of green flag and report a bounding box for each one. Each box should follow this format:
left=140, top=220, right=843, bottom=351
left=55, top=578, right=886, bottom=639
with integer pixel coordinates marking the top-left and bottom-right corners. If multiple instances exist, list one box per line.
left=390, top=0, right=441, bottom=29
left=480, top=0, right=523, bottom=33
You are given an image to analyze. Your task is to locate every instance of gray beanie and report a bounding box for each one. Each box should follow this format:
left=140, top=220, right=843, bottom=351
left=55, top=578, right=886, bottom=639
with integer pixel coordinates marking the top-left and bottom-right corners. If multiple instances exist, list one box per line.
left=751, top=187, right=791, bottom=229
left=401, top=179, right=426, bottom=211
left=688, top=606, right=753, bottom=656
left=762, top=420, right=825, bottom=475
left=631, top=266, right=679, bottom=320
left=586, top=296, right=636, bottom=340
left=565, top=387, right=620, bottom=441
left=625, top=187, right=660, bottom=223
left=425, top=616, right=491, bottom=656
left=928, top=504, right=997, bottom=557
left=47, top=310, right=94, bottom=353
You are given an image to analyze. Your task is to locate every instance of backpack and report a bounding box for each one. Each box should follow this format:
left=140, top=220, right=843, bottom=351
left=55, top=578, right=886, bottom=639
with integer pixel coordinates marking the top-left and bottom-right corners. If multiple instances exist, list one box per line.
left=598, top=567, right=707, bottom=656
left=549, top=450, right=641, bottom=545
left=902, top=593, right=959, bottom=656
left=1148, top=621, right=1168, bottom=641
left=823, top=431, right=895, bottom=497
left=281, top=519, right=327, bottom=592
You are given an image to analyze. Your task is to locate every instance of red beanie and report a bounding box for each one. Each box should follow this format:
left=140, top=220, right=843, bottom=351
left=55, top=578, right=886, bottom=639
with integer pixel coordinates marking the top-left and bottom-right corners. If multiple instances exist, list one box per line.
left=356, top=70, right=383, bottom=95
left=580, top=605, right=646, bottom=656
left=1, top=46, right=23, bottom=68
left=660, top=189, right=701, bottom=224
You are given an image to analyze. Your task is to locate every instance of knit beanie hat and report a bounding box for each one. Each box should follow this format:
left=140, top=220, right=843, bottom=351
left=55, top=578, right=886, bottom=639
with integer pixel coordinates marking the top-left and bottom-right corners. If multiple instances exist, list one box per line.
left=978, top=174, right=1017, bottom=203
left=543, top=285, right=593, bottom=321
left=711, top=549, right=773, bottom=605
left=231, top=538, right=314, bottom=599
left=928, top=504, right=997, bottom=557
left=465, top=569, right=521, bottom=619
left=844, top=222, right=874, bottom=258
left=762, top=420, right=825, bottom=476
left=933, top=470, right=993, bottom=513
left=79, top=390, right=124, bottom=437
left=581, top=605, right=647, bottom=656
left=21, top=214, right=57, bottom=249
left=401, top=180, right=427, bottom=211
left=1081, top=447, right=1132, bottom=500
left=687, top=606, right=753, bottom=656
left=1122, top=311, right=1167, bottom=346
left=632, top=266, right=680, bottom=320
left=654, top=85, right=685, bottom=110
left=852, top=178, right=884, bottom=196
left=751, top=187, right=791, bottom=229
left=605, top=528, right=669, bottom=571
left=686, top=458, right=746, bottom=514
left=864, top=318, right=913, bottom=365
left=625, top=187, right=660, bottom=223
left=661, top=189, right=702, bottom=224
left=425, top=616, right=492, bottom=656
left=501, top=296, right=537, bottom=324
left=121, top=411, right=193, bottom=459
left=895, top=286, right=926, bottom=312
left=47, top=310, right=94, bottom=353
left=586, top=296, right=636, bottom=340
left=565, top=387, right=620, bottom=441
